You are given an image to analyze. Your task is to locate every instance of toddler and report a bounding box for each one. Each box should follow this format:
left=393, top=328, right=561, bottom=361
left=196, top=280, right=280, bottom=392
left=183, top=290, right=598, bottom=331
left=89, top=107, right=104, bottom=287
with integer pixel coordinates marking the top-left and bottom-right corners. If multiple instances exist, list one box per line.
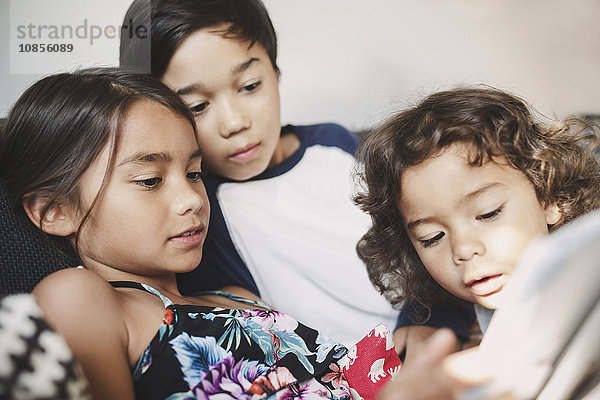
left=354, top=86, right=600, bottom=331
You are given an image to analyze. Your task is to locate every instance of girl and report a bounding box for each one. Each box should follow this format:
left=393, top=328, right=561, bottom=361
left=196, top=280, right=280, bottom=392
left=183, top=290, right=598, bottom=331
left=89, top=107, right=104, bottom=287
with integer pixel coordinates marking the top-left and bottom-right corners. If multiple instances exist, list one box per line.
left=0, top=69, right=356, bottom=400
left=354, top=86, right=600, bottom=332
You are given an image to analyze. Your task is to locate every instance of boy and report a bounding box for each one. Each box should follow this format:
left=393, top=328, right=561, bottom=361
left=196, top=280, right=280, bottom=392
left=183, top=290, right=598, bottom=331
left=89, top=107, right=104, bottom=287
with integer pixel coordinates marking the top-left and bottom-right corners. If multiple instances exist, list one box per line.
left=120, top=0, right=473, bottom=347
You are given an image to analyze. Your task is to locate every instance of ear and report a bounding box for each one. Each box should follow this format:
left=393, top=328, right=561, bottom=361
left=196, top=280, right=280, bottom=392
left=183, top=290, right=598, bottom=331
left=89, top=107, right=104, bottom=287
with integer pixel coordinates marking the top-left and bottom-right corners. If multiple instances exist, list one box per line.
left=23, top=196, right=79, bottom=237
left=544, top=202, right=562, bottom=226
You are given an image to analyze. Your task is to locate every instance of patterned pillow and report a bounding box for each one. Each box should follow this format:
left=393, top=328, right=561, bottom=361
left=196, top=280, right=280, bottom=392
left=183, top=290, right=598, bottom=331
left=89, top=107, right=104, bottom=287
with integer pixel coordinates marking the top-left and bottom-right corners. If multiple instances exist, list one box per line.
left=0, top=294, right=91, bottom=399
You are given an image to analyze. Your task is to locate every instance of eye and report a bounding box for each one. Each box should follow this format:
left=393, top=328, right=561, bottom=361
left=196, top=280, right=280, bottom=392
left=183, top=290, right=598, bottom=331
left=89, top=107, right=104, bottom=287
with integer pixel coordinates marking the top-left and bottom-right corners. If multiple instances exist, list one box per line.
left=135, top=177, right=162, bottom=189
left=187, top=171, right=204, bottom=183
left=476, top=204, right=504, bottom=221
left=241, top=81, right=261, bottom=93
left=190, top=102, right=208, bottom=114
left=419, top=232, right=445, bottom=248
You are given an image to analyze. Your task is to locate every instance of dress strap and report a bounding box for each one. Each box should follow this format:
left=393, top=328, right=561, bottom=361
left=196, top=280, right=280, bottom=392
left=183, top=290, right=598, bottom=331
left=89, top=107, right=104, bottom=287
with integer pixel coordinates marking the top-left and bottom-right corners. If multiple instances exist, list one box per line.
left=199, top=290, right=271, bottom=310
left=109, top=281, right=174, bottom=308
left=109, top=282, right=269, bottom=309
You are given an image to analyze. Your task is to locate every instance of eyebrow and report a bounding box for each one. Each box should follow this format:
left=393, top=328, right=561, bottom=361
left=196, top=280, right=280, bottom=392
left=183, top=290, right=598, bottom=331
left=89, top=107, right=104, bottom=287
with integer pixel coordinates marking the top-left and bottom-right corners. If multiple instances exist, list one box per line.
left=175, top=57, right=260, bottom=96
left=233, top=57, right=259, bottom=74
left=118, top=152, right=171, bottom=167
left=189, top=148, right=203, bottom=160
left=406, top=217, right=433, bottom=231
left=463, top=182, right=503, bottom=201
left=117, top=148, right=203, bottom=167
left=405, top=182, right=503, bottom=230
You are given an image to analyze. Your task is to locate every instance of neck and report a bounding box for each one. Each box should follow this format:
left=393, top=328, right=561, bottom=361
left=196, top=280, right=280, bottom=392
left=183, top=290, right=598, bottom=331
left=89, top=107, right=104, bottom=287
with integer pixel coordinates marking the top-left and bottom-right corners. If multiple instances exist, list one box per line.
left=269, top=130, right=300, bottom=167
left=80, top=261, right=182, bottom=297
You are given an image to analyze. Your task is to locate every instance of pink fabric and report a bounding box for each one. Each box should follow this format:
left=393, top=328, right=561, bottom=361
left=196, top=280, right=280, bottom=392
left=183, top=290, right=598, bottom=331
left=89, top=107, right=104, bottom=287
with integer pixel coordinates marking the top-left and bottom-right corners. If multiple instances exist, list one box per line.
left=338, top=324, right=402, bottom=400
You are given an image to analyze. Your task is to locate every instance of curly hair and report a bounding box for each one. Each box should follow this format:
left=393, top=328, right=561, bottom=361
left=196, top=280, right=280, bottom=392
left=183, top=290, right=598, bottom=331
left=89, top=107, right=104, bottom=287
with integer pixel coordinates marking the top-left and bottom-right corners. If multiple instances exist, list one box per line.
left=354, top=86, right=600, bottom=320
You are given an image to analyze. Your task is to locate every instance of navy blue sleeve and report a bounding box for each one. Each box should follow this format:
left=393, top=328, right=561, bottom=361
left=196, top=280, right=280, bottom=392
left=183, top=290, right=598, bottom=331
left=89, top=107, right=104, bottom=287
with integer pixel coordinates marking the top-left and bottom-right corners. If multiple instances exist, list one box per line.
left=176, top=177, right=260, bottom=296
left=395, top=303, right=476, bottom=343
left=299, top=123, right=359, bottom=155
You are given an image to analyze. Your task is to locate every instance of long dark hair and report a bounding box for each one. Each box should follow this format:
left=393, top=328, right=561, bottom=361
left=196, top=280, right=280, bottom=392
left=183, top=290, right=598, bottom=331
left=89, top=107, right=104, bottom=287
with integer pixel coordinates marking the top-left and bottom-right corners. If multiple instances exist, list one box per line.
left=120, top=0, right=279, bottom=77
left=354, top=86, right=600, bottom=320
left=0, top=68, right=196, bottom=257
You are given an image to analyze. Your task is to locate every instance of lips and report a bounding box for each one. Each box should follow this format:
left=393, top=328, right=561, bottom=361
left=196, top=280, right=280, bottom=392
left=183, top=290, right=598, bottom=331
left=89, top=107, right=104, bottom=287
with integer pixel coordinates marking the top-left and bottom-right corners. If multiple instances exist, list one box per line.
left=467, top=274, right=504, bottom=297
left=170, top=225, right=205, bottom=247
left=229, top=142, right=260, bottom=163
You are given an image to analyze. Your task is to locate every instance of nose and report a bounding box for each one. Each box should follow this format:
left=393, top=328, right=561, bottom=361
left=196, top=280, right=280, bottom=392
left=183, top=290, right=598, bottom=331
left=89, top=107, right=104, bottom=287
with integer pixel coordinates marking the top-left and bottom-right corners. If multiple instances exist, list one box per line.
left=173, top=180, right=207, bottom=217
left=451, top=228, right=485, bottom=264
left=216, top=96, right=250, bottom=138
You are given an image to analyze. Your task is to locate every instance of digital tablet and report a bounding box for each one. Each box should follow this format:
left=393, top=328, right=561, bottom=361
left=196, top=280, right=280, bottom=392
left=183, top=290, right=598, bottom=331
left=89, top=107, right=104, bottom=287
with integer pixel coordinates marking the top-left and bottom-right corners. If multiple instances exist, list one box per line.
left=462, top=209, right=600, bottom=400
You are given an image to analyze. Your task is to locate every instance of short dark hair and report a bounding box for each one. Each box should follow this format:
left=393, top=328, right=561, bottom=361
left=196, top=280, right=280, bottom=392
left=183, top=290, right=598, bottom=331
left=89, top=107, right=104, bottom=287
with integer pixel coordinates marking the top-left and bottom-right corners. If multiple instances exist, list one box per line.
left=120, top=0, right=279, bottom=78
left=0, top=68, right=196, bottom=256
left=354, top=86, right=600, bottom=318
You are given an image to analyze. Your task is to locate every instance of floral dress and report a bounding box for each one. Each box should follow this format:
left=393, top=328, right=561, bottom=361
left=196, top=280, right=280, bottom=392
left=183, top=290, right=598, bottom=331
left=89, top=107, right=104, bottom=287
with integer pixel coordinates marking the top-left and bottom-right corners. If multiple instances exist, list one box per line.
left=109, top=281, right=352, bottom=400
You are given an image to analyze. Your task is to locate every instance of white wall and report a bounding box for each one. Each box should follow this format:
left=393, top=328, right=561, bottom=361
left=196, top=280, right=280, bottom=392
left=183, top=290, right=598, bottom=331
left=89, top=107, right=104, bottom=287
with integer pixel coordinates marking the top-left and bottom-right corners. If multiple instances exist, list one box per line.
left=265, top=0, right=600, bottom=130
left=2, top=0, right=600, bottom=131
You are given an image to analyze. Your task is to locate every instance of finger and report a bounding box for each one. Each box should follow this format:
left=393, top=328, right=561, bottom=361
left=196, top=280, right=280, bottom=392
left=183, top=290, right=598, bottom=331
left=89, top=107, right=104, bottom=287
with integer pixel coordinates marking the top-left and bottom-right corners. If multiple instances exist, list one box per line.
left=443, top=346, right=491, bottom=386
left=377, top=329, right=463, bottom=400
left=414, top=328, right=458, bottom=367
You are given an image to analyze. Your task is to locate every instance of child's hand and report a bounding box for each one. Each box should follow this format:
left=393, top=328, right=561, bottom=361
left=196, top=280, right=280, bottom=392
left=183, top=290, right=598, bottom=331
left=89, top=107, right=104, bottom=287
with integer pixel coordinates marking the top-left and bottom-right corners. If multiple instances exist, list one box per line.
left=444, top=346, right=517, bottom=400
left=378, top=329, right=476, bottom=400
left=395, top=325, right=465, bottom=366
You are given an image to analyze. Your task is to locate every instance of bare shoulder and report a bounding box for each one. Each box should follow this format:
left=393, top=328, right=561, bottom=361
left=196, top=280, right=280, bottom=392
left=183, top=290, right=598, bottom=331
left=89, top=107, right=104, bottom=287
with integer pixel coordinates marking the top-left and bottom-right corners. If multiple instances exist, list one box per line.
left=33, top=268, right=135, bottom=399
left=34, top=267, right=112, bottom=293
left=33, top=267, right=126, bottom=342
left=34, top=268, right=120, bottom=312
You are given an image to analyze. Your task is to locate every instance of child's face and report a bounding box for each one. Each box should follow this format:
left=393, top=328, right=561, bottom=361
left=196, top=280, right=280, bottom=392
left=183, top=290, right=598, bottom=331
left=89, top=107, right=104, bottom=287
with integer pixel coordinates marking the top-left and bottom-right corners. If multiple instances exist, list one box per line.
left=74, top=100, right=210, bottom=276
left=162, top=26, right=282, bottom=181
left=398, top=144, right=560, bottom=309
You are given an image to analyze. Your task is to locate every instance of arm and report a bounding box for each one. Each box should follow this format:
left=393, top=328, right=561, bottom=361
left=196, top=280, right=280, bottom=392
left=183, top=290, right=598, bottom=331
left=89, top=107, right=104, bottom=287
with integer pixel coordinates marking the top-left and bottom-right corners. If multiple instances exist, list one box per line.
left=393, top=325, right=439, bottom=363
left=33, top=268, right=135, bottom=400
left=394, top=303, right=477, bottom=363
left=379, top=329, right=483, bottom=400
